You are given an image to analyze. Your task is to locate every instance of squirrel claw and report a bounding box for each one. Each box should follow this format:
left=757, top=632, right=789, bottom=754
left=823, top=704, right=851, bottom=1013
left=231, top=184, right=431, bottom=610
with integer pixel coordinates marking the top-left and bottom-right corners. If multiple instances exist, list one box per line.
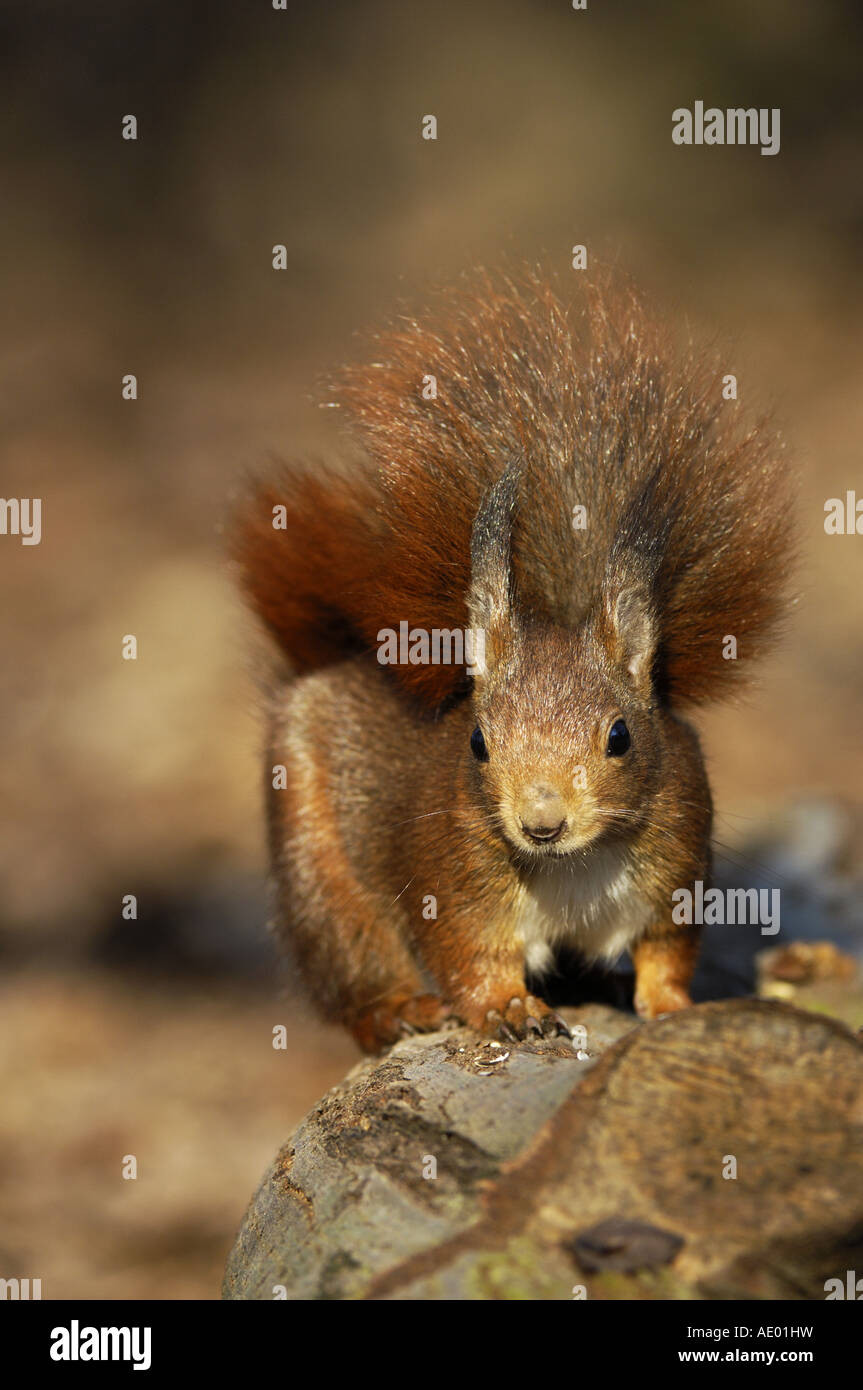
left=351, top=993, right=453, bottom=1053
left=483, top=1000, right=569, bottom=1043
left=542, top=1012, right=571, bottom=1039
left=486, top=1010, right=520, bottom=1043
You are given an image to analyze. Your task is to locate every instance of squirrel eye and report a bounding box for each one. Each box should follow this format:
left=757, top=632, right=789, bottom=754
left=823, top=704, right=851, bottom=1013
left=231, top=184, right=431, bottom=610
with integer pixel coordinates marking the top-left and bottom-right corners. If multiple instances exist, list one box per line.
left=607, top=718, right=631, bottom=757
left=470, top=726, right=489, bottom=762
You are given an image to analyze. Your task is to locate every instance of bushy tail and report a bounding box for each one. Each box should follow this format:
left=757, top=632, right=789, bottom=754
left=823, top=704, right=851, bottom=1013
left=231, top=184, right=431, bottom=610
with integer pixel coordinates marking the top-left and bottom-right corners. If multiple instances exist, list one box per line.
left=232, top=266, right=794, bottom=708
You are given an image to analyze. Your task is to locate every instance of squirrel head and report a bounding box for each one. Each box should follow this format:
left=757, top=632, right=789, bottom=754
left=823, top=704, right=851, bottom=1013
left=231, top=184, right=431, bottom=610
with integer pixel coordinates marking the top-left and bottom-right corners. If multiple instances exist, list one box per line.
left=467, top=464, right=663, bottom=860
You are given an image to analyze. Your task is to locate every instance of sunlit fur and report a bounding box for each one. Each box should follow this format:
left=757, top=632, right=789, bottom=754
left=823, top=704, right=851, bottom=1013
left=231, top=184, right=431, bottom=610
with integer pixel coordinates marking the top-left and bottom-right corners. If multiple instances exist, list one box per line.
left=234, top=265, right=794, bottom=713
left=234, top=266, right=794, bottom=1050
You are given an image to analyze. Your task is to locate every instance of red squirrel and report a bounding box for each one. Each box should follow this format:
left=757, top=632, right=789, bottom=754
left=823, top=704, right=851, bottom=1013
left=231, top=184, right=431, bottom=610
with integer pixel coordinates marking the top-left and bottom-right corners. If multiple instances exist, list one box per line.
left=233, top=267, right=793, bottom=1053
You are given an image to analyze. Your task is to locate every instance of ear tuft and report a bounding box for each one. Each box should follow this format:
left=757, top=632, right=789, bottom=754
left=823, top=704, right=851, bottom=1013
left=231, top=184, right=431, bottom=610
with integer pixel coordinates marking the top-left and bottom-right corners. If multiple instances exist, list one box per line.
left=468, top=461, right=521, bottom=675
left=607, top=584, right=657, bottom=691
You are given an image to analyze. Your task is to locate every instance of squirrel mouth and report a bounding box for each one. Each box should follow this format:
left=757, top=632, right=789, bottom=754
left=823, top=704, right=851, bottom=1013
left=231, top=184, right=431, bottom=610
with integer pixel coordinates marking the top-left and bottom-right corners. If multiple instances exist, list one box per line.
left=506, top=809, right=608, bottom=860
left=519, top=817, right=567, bottom=846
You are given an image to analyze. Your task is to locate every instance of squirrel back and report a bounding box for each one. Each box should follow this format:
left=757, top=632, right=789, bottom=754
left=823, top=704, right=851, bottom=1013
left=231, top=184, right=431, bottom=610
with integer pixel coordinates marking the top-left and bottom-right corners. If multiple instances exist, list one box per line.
left=233, top=266, right=793, bottom=709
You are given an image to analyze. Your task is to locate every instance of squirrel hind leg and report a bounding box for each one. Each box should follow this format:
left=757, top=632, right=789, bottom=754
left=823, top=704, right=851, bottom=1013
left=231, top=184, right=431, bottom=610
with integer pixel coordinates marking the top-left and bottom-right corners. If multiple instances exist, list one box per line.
left=349, top=992, right=454, bottom=1054
left=267, top=677, right=452, bottom=1053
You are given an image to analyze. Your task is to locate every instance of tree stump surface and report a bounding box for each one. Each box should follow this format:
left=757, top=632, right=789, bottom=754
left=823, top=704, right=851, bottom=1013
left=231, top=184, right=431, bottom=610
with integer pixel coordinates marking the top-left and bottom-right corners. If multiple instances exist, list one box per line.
left=222, top=997, right=863, bottom=1300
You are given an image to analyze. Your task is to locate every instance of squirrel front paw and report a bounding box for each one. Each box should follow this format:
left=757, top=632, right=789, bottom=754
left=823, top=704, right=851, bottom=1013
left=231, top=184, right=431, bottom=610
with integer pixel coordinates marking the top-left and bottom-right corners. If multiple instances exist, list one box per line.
left=350, top=993, right=453, bottom=1054
left=633, top=984, right=693, bottom=1020
left=471, top=993, right=571, bottom=1043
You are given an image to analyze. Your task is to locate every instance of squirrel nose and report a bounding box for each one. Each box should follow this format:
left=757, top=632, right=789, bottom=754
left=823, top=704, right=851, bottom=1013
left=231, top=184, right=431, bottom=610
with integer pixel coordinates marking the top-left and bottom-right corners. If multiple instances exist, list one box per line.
left=518, top=785, right=567, bottom=844
left=522, top=819, right=567, bottom=844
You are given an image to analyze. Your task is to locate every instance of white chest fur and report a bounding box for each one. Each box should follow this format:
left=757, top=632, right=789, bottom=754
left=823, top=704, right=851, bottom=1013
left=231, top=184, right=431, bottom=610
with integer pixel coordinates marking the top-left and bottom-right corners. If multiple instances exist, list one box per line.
left=513, top=842, right=654, bottom=975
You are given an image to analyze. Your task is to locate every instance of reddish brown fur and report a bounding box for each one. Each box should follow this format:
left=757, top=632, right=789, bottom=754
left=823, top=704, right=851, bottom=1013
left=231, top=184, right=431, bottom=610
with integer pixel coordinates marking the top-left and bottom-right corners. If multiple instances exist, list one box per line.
left=233, top=267, right=793, bottom=710
left=234, top=266, right=794, bottom=1051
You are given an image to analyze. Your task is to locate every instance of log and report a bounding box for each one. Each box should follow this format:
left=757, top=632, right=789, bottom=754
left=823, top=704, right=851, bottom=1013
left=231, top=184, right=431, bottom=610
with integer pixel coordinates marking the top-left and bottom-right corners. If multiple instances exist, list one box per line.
left=222, top=998, right=863, bottom=1300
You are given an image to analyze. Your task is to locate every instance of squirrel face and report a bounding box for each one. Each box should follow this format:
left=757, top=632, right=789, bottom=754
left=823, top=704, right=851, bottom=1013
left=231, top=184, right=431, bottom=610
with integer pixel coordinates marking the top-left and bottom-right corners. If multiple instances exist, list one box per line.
left=466, top=462, right=665, bottom=860
left=468, top=620, right=662, bottom=860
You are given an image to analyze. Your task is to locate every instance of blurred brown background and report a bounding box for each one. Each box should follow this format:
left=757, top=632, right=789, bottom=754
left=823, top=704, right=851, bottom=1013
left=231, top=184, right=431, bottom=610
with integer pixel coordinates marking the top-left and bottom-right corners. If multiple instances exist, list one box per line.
left=1, top=0, right=861, bottom=1298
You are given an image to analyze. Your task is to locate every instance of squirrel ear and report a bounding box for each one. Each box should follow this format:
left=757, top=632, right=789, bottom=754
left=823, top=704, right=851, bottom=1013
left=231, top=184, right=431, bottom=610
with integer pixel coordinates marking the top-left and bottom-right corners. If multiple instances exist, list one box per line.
left=468, top=462, right=520, bottom=677
left=606, top=583, right=657, bottom=692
